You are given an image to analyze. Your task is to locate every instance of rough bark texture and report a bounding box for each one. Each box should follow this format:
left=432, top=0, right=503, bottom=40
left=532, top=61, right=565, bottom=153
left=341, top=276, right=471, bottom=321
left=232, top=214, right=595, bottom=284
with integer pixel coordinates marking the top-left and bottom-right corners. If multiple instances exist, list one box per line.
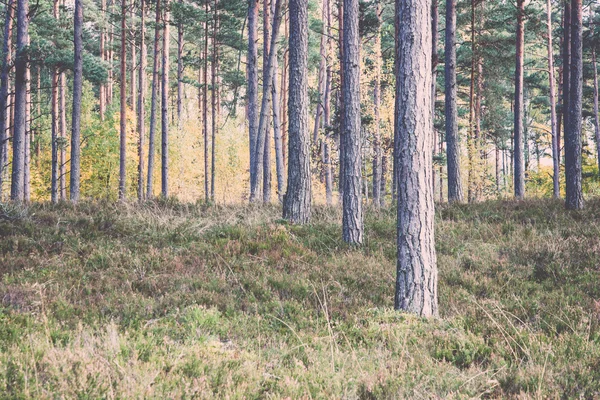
left=283, top=0, right=311, bottom=224
left=394, top=0, right=438, bottom=317
left=147, top=0, right=161, bottom=197
left=70, top=0, right=84, bottom=202
left=342, top=0, right=363, bottom=245
left=548, top=0, right=559, bottom=199
left=161, top=0, right=170, bottom=198
left=119, top=0, right=128, bottom=200
left=444, top=0, right=462, bottom=202
left=138, top=0, right=146, bottom=201
left=247, top=0, right=259, bottom=191
left=561, top=2, right=570, bottom=164
left=565, top=0, right=583, bottom=210
left=513, top=0, right=525, bottom=200
left=10, top=0, right=28, bottom=201
left=23, top=52, right=30, bottom=201
left=0, top=0, right=14, bottom=198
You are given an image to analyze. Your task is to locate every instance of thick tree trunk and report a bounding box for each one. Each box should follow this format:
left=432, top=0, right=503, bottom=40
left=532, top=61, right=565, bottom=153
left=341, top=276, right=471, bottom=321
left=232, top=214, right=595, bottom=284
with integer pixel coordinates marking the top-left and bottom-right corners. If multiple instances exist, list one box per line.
left=283, top=0, right=311, bottom=223
left=247, top=0, right=259, bottom=192
left=565, top=0, right=583, bottom=209
left=341, top=0, right=363, bottom=244
left=119, top=0, right=127, bottom=200
left=394, top=0, right=438, bottom=318
left=593, top=50, right=600, bottom=176
left=138, top=0, right=146, bottom=201
left=10, top=0, right=28, bottom=201
left=513, top=0, right=525, bottom=199
left=372, top=1, right=382, bottom=207
left=147, top=0, right=161, bottom=197
left=0, top=0, right=14, bottom=199
left=444, top=0, right=462, bottom=202
left=70, top=0, right=84, bottom=202
left=161, top=0, right=170, bottom=197
left=547, top=0, right=559, bottom=198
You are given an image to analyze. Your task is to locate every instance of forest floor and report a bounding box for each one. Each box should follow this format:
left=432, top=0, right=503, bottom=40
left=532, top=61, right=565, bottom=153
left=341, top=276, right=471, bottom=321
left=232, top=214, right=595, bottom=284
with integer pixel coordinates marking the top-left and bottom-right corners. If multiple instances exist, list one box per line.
left=0, top=199, right=599, bottom=398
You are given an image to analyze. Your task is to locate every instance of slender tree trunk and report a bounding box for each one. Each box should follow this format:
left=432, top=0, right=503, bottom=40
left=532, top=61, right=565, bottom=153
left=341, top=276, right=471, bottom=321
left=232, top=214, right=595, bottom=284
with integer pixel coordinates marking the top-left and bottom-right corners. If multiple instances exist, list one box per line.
left=395, top=0, right=438, bottom=318
left=513, top=0, right=525, bottom=199
left=341, top=0, right=363, bottom=244
left=372, top=1, right=382, bottom=207
left=445, top=0, right=462, bottom=202
left=130, top=0, right=137, bottom=114
left=100, top=0, right=106, bottom=120
left=312, top=0, right=328, bottom=144
left=211, top=0, right=218, bottom=201
left=147, top=0, right=161, bottom=197
left=247, top=0, right=259, bottom=192
left=262, top=0, right=272, bottom=203
left=250, top=0, right=282, bottom=202
left=59, top=72, right=67, bottom=200
left=0, top=0, right=14, bottom=199
left=562, top=2, right=571, bottom=165
left=119, top=0, right=128, bottom=200
left=548, top=0, right=559, bottom=198
left=203, top=1, right=209, bottom=201
left=565, top=0, right=583, bottom=209
left=272, top=22, right=285, bottom=201
left=51, top=71, right=59, bottom=203
left=593, top=50, right=600, bottom=176
left=467, top=0, right=476, bottom=203
left=108, top=1, right=114, bottom=104
left=430, top=0, right=438, bottom=200
left=23, top=51, right=30, bottom=202
left=177, top=0, right=183, bottom=127
left=161, top=0, right=170, bottom=197
left=70, top=0, right=84, bottom=202
left=283, top=0, right=311, bottom=223
left=324, top=66, right=333, bottom=206
left=281, top=12, right=288, bottom=165
left=10, top=0, right=28, bottom=201
left=138, top=0, right=146, bottom=201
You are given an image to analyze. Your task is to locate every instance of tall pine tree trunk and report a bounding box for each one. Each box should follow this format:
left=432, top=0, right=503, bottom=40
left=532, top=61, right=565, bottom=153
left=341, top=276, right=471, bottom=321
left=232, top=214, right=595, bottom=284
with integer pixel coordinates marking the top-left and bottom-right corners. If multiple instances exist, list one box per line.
left=203, top=1, right=209, bottom=201
left=161, top=0, right=170, bottom=197
left=70, top=0, right=84, bottom=202
left=341, top=0, right=363, bottom=244
left=272, top=19, right=285, bottom=202
left=395, top=0, right=438, bottom=318
left=147, top=0, right=161, bottom=197
left=23, top=50, right=30, bottom=202
left=547, top=0, right=559, bottom=198
left=513, top=0, right=525, bottom=199
left=283, top=0, right=311, bottom=223
left=100, top=0, right=106, bottom=120
left=138, top=0, right=146, bottom=201
left=211, top=0, right=218, bottom=201
left=10, top=0, right=28, bottom=201
left=372, top=1, right=382, bottom=206
left=247, top=0, right=259, bottom=193
left=177, top=0, right=183, bottom=127
left=119, top=0, right=128, bottom=200
left=565, top=0, right=583, bottom=209
left=593, top=49, right=600, bottom=176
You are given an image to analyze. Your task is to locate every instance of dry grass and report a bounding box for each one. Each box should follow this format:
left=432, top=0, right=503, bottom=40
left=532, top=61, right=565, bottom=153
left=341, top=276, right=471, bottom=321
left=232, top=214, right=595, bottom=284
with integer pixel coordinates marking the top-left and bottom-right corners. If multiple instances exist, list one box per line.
left=1, top=199, right=599, bottom=398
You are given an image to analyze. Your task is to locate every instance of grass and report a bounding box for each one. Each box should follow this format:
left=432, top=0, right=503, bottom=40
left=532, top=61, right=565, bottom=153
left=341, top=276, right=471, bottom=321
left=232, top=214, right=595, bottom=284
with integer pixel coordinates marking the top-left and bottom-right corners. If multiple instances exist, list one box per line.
left=0, top=198, right=599, bottom=398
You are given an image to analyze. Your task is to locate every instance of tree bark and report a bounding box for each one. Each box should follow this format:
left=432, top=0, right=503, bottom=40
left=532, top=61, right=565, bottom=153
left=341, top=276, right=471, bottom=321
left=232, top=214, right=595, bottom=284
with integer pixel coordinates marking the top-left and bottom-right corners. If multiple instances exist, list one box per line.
left=70, top=0, right=84, bottom=202
left=547, top=0, right=559, bottom=198
left=283, top=0, right=311, bottom=223
left=161, top=0, right=170, bottom=197
left=247, top=0, right=259, bottom=193
left=211, top=0, right=218, bottom=201
left=341, top=0, right=363, bottom=244
left=100, top=0, right=106, bottom=120
left=147, top=0, right=161, bottom=197
left=561, top=2, right=571, bottom=165
left=565, top=0, right=583, bottom=209
left=272, top=23, right=285, bottom=202
left=59, top=72, right=67, bottom=200
left=394, top=0, right=438, bottom=318
left=10, top=0, right=28, bottom=201
left=513, top=0, right=525, bottom=199
left=130, top=0, right=137, bottom=114
left=0, top=0, right=14, bottom=199
left=177, top=0, right=183, bottom=127
left=138, top=0, right=147, bottom=201
left=119, top=0, right=128, bottom=200
left=372, top=1, right=382, bottom=206
left=430, top=0, right=438, bottom=200
left=249, top=0, right=282, bottom=202
left=203, top=0, right=209, bottom=201
left=23, top=49, right=30, bottom=202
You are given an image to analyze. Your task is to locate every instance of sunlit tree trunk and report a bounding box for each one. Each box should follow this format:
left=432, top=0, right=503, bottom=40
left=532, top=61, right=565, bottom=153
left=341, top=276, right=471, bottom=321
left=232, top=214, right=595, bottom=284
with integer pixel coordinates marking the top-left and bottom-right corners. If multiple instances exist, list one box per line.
left=211, top=0, right=218, bottom=201
left=565, top=0, right=583, bottom=209
left=395, top=0, right=438, bottom=318
left=372, top=0, right=382, bottom=207
left=547, top=0, right=559, bottom=198
left=100, top=0, right=106, bottom=120
left=177, top=0, right=183, bottom=127
left=147, top=0, right=161, bottom=197
left=161, top=0, right=170, bottom=198
left=593, top=50, right=600, bottom=176
left=513, top=0, right=525, bottom=199
left=119, top=0, right=128, bottom=200
left=10, top=0, right=28, bottom=201
left=70, top=0, right=84, bottom=202
left=138, top=0, right=146, bottom=201
left=283, top=0, right=311, bottom=223
left=247, top=0, right=259, bottom=192
left=341, top=0, right=363, bottom=244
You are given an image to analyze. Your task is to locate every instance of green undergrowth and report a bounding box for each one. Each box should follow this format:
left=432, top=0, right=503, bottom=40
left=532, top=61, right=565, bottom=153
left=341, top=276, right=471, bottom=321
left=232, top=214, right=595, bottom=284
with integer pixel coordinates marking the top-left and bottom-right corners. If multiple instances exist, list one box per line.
left=1, top=199, right=599, bottom=398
